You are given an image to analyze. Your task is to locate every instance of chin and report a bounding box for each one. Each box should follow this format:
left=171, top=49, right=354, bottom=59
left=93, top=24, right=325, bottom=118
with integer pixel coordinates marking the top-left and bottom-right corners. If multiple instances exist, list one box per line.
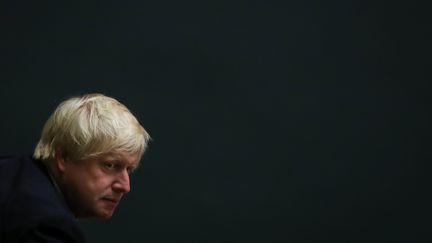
left=78, top=209, right=114, bottom=219
left=100, top=214, right=114, bottom=219
left=97, top=210, right=115, bottom=219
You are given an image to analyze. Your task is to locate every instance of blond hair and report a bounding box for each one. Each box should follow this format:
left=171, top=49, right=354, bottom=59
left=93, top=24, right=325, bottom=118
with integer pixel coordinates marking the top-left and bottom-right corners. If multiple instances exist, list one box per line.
left=34, top=93, right=150, bottom=161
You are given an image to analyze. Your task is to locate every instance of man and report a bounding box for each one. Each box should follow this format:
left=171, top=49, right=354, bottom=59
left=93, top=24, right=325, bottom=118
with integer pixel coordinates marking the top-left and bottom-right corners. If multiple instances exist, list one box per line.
left=0, top=93, right=150, bottom=242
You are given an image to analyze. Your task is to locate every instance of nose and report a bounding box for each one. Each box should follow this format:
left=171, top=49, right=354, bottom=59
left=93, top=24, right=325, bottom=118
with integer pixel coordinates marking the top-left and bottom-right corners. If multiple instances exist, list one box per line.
left=112, top=170, right=130, bottom=193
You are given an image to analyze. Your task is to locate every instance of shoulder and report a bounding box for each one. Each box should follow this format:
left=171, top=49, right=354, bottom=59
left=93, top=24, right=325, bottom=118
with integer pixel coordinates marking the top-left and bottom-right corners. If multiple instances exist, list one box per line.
left=0, top=156, right=57, bottom=207
left=0, top=156, right=86, bottom=243
left=4, top=214, right=86, bottom=243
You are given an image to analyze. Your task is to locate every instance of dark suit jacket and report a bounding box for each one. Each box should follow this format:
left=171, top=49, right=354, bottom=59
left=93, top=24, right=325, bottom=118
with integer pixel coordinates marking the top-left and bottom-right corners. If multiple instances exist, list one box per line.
left=0, top=156, right=86, bottom=243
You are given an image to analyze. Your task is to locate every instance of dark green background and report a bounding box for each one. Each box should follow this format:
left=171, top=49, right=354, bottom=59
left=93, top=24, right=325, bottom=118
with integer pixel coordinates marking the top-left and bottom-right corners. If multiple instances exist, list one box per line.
left=1, top=1, right=431, bottom=242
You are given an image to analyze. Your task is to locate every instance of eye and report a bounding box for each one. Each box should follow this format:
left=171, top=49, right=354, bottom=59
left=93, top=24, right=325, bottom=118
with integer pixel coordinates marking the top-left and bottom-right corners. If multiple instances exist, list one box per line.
left=127, top=166, right=136, bottom=175
left=103, top=162, right=115, bottom=170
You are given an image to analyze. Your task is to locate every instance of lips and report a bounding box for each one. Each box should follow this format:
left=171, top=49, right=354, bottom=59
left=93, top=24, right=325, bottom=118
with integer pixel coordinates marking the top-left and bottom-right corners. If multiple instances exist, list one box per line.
left=101, top=197, right=120, bottom=206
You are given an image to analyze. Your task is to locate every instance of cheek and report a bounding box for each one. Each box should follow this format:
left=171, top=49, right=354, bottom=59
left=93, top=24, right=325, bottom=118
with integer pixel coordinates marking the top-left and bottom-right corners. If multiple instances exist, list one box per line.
left=63, top=166, right=114, bottom=196
left=86, top=175, right=115, bottom=193
left=65, top=172, right=104, bottom=195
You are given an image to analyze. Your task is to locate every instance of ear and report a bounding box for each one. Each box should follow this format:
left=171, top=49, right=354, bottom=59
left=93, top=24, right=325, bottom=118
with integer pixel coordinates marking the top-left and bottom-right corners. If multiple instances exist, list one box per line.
left=54, top=149, right=68, bottom=173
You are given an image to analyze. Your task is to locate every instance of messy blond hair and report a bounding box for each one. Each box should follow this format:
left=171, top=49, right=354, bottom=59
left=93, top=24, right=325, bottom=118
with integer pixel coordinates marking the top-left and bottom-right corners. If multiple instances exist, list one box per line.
left=34, top=93, right=150, bottom=162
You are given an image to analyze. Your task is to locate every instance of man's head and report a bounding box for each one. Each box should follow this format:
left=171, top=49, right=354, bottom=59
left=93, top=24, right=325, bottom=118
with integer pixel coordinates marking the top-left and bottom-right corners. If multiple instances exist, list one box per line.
left=33, top=93, right=150, bottom=219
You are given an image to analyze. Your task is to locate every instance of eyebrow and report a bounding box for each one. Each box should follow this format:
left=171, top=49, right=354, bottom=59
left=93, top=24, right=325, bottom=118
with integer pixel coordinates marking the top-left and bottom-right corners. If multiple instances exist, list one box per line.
left=103, top=156, right=139, bottom=167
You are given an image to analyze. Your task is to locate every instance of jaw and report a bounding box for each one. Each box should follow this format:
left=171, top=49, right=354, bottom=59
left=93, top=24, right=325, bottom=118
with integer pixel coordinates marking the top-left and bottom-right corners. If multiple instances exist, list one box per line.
left=93, top=198, right=119, bottom=219
left=67, top=196, right=116, bottom=219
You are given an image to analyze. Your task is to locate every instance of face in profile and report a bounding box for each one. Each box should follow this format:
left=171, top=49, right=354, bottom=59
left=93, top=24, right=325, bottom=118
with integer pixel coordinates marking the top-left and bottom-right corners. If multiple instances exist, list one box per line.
left=57, top=151, right=140, bottom=219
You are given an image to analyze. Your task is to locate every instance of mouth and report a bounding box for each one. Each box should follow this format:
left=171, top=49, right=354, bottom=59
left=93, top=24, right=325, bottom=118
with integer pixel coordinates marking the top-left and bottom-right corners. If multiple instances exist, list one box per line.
left=101, top=197, right=120, bottom=206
